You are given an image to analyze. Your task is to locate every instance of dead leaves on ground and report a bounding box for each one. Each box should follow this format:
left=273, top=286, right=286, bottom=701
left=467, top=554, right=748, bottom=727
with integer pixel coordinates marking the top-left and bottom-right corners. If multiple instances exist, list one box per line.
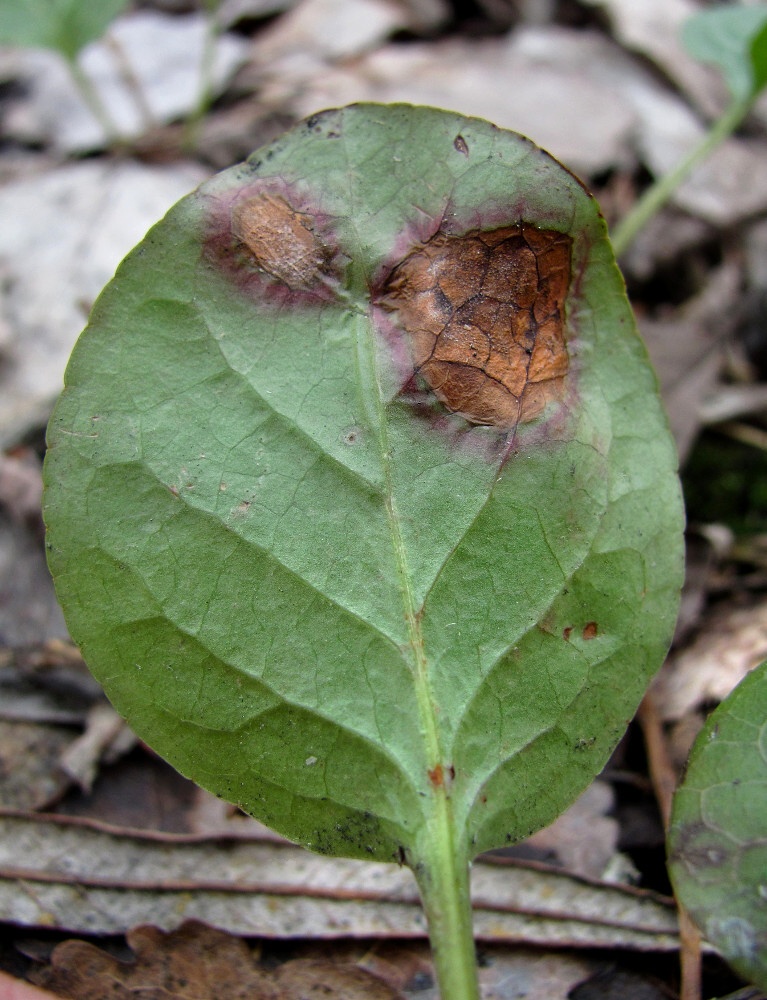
left=0, top=811, right=678, bottom=949
left=31, top=922, right=401, bottom=1000
left=25, top=920, right=602, bottom=1000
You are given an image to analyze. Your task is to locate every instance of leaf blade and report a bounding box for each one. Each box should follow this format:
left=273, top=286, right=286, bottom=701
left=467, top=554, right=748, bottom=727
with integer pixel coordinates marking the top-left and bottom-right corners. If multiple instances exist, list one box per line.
left=44, top=105, right=684, bottom=864
left=681, top=4, right=767, bottom=102
left=669, top=661, right=767, bottom=990
left=0, top=0, right=130, bottom=59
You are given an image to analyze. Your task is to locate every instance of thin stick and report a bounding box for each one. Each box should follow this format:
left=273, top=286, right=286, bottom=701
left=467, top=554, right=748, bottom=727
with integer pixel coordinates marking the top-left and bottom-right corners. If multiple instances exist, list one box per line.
left=638, top=690, right=703, bottom=1000
left=716, top=421, right=767, bottom=453
left=103, top=31, right=156, bottom=134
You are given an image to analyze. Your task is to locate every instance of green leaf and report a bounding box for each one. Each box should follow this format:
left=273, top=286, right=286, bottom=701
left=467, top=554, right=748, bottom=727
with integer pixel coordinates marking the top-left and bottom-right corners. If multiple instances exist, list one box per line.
left=682, top=4, right=767, bottom=102
left=43, top=105, right=683, bottom=869
left=0, top=0, right=130, bottom=61
left=751, top=18, right=767, bottom=96
left=668, top=661, right=767, bottom=991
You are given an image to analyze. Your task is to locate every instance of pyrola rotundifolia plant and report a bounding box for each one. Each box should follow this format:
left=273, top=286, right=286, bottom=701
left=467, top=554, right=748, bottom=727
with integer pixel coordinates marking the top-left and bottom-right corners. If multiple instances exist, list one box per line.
left=43, top=104, right=684, bottom=998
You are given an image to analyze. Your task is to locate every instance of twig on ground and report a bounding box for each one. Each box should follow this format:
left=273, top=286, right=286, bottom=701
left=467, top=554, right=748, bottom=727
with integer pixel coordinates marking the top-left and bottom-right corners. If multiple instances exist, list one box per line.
left=639, top=690, right=703, bottom=1000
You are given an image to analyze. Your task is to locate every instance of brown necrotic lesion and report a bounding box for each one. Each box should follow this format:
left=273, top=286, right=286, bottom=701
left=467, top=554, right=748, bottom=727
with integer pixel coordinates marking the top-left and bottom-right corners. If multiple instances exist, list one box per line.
left=231, top=193, right=330, bottom=292
left=382, top=224, right=572, bottom=429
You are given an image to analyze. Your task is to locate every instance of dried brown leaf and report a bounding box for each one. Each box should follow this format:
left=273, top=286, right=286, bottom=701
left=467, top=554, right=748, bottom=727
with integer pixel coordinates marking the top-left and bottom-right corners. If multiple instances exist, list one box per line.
left=0, top=450, right=43, bottom=529
left=0, top=721, right=73, bottom=810
left=652, top=597, right=767, bottom=723
left=32, top=922, right=400, bottom=1000
left=275, top=958, right=401, bottom=998
left=33, top=922, right=277, bottom=1000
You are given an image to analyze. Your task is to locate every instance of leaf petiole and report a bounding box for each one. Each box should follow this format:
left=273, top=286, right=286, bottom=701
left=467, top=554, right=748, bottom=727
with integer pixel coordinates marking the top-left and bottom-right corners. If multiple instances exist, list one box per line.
left=610, top=92, right=753, bottom=258
left=413, top=802, right=481, bottom=1000
left=66, top=55, right=123, bottom=147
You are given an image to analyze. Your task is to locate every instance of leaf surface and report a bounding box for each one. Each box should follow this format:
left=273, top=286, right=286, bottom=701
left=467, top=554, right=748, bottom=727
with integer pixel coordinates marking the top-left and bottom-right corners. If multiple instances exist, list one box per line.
left=44, top=105, right=684, bottom=864
left=681, top=4, right=767, bottom=101
left=668, top=661, right=767, bottom=990
left=751, top=19, right=767, bottom=95
left=0, top=0, right=129, bottom=60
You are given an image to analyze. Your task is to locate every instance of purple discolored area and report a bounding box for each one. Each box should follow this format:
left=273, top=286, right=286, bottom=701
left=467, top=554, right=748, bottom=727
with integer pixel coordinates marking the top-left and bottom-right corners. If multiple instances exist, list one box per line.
left=201, top=177, right=348, bottom=308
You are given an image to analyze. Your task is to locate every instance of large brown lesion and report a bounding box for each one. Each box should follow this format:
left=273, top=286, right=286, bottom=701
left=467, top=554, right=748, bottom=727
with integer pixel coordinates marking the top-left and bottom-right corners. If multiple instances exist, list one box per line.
left=381, top=224, right=572, bottom=429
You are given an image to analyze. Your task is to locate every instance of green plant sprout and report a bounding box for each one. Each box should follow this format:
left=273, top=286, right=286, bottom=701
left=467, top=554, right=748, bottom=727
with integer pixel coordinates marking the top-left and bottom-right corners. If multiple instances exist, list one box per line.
left=611, top=4, right=767, bottom=257
left=43, top=103, right=684, bottom=999
left=0, top=0, right=131, bottom=143
left=0, top=0, right=226, bottom=150
left=183, top=0, right=227, bottom=151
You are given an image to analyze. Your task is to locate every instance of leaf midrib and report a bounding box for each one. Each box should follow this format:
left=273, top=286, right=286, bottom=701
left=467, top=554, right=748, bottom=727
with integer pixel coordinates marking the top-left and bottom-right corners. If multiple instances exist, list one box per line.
left=351, top=311, right=444, bottom=786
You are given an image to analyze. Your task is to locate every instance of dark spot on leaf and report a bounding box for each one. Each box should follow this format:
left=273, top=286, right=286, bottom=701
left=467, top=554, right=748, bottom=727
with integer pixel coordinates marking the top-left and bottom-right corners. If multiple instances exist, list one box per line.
left=454, top=134, right=469, bottom=156
left=311, top=809, right=392, bottom=858
left=379, top=224, right=572, bottom=428
left=582, top=621, right=598, bottom=640
left=562, top=625, right=573, bottom=641
left=342, top=426, right=362, bottom=446
left=669, top=820, right=726, bottom=872
left=575, top=736, right=596, bottom=750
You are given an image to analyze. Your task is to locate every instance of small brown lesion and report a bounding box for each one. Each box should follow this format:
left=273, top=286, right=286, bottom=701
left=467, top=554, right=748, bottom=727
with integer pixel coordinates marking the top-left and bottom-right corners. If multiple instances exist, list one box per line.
left=381, top=223, right=572, bottom=429
left=582, top=621, right=598, bottom=640
left=454, top=134, right=469, bottom=156
left=427, top=763, right=444, bottom=787
left=231, top=192, right=331, bottom=292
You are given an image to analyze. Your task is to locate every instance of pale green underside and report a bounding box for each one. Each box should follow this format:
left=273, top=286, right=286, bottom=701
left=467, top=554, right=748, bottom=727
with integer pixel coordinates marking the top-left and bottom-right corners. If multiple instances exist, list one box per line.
left=44, top=105, right=684, bottom=862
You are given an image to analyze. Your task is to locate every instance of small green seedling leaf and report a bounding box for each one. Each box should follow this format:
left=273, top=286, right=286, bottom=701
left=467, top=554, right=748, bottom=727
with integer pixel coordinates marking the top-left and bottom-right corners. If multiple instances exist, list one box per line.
left=682, top=3, right=767, bottom=102
left=43, top=105, right=684, bottom=997
left=0, top=0, right=130, bottom=61
left=612, top=2, right=767, bottom=257
left=669, top=661, right=767, bottom=991
left=751, top=18, right=767, bottom=96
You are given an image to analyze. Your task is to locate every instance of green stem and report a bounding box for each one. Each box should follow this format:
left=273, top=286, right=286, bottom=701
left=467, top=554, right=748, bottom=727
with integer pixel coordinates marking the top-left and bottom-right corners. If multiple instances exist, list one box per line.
left=183, top=0, right=221, bottom=152
left=66, top=56, right=124, bottom=147
left=413, top=808, right=481, bottom=1000
left=610, top=94, right=753, bottom=258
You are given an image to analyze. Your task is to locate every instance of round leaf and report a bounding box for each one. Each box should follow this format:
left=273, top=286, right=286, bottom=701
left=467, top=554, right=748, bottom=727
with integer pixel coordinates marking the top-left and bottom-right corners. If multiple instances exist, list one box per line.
left=44, top=105, right=684, bottom=863
left=0, top=0, right=131, bottom=60
left=669, top=661, right=767, bottom=990
left=681, top=5, right=767, bottom=102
